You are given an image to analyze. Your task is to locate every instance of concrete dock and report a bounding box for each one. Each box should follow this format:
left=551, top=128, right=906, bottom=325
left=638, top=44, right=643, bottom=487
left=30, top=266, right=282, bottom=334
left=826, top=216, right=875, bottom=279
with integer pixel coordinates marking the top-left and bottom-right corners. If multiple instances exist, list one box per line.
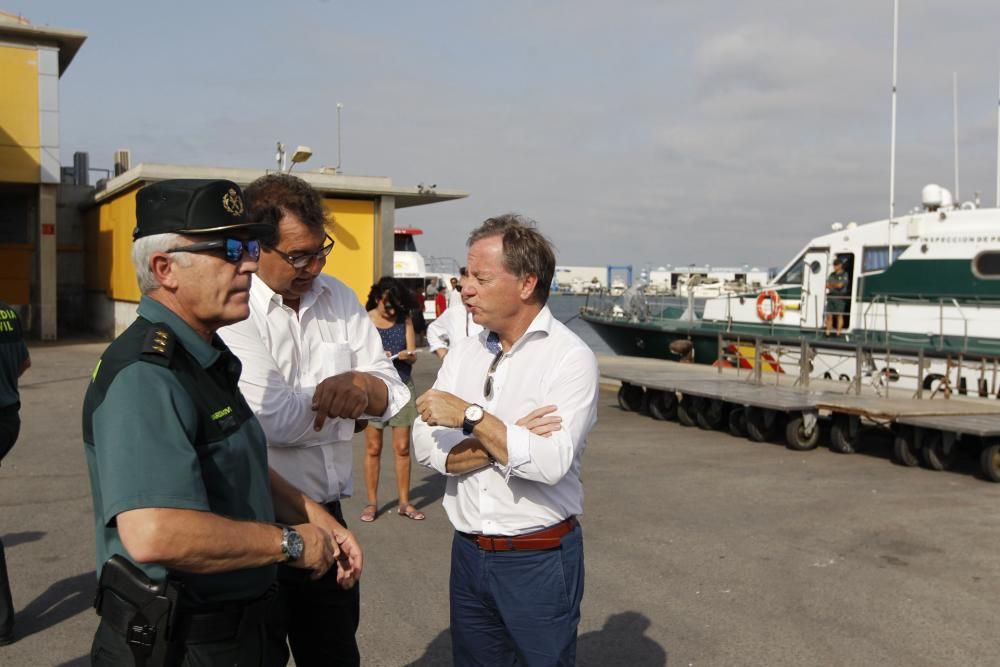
left=2, top=342, right=1000, bottom=666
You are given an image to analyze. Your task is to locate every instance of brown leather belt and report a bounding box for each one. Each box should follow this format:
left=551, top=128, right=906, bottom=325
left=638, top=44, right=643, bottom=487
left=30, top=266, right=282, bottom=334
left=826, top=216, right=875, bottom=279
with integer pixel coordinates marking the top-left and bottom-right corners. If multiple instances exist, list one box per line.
left=460, top=517, right=577, bottom=552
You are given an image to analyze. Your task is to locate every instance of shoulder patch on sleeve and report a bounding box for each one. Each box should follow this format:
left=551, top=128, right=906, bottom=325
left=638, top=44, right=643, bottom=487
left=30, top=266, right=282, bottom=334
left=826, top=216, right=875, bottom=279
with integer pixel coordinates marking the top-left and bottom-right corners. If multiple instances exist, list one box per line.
left=139, top=326, right=175, bottom=366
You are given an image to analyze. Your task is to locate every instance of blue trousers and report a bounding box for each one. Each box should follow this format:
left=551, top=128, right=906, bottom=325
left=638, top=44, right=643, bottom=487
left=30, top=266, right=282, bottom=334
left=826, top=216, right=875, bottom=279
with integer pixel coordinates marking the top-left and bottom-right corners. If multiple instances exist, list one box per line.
left=450, top=523, right=584, bottom=667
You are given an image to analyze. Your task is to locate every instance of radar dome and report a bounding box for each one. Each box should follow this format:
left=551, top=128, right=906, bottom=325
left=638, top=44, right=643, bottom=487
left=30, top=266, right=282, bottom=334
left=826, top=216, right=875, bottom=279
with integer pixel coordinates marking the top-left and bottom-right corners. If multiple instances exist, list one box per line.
left=922, top=184, right=943, bottom=210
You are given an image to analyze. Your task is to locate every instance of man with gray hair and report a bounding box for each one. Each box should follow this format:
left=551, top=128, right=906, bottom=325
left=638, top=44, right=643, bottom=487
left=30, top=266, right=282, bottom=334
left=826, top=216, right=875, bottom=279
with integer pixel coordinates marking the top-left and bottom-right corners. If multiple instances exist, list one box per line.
left=83, top=179, right=360, bottom=666
left=413, top=213, right=599, bottom=666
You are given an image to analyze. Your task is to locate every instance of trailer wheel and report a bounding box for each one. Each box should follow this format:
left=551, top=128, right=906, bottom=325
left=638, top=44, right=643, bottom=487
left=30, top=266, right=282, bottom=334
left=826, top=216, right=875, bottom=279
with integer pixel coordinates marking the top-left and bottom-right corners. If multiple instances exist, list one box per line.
left=829, top=414, right=859, bottom=454
left=746, top=407, right=778, bottom=443
left=921, top=430, right=955, bottom=471
left=617, top=383, right=644, bottom=412
left=785, top=413, right=820, bottom=451
left=892, top=425, right=920, bottom=467
left=647, top=390, right=677, bottom=421
left=695, top=398, right=726, bottom=430
left=676, top=395, right=698, bottom=427
left=728, top=407, right=747, bottom=438
left=979, top=441, right=1000, bottom=482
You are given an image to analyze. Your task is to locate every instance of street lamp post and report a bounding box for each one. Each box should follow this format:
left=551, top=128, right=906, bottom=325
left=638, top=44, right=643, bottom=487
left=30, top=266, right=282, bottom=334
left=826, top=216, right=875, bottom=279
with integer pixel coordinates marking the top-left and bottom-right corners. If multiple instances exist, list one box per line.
left=336, top=103, right=343, bottom=171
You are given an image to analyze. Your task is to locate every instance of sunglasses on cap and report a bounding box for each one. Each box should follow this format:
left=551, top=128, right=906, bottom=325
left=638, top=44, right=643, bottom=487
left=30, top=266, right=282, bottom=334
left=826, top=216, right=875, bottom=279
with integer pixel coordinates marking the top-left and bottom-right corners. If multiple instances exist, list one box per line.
left=167, top=238, right=261, bottom=263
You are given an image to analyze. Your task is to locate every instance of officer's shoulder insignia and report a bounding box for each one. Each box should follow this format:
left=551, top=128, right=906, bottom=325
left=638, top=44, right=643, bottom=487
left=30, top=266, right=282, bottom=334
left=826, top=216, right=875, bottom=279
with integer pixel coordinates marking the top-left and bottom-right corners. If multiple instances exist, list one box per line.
left=139, top=326, right=175, bottom=365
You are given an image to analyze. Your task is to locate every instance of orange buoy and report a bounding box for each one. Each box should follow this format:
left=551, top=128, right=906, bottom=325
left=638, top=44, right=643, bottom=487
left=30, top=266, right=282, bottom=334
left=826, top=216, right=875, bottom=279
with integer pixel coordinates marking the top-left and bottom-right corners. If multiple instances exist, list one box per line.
left=756, top=290, right=784, bottom=321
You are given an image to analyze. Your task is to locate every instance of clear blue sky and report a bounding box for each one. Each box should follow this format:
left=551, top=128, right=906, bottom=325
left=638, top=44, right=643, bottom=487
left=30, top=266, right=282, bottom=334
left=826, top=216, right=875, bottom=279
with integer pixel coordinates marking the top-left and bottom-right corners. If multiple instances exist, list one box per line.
left=15, top=0, right=1000, bottom=273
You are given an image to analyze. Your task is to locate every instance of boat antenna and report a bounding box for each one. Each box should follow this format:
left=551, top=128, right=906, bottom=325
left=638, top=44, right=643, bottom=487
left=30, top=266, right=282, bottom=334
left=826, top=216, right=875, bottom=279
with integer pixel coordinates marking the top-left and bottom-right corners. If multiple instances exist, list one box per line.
left=996, top=70, right=999, bottom=207
left=953, top=72, right=960, bottom=201
left=888, top=0, right=899, bottom=258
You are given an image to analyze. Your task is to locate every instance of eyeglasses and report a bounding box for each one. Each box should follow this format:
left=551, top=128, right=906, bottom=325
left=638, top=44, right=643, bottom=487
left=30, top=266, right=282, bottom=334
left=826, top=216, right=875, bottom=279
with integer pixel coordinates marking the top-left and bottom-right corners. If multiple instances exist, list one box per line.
left=266, top=234, right=335, bottom=269
left=483, top=348, right=504, bottom=400
left=167, top=238, right=261, bottom=263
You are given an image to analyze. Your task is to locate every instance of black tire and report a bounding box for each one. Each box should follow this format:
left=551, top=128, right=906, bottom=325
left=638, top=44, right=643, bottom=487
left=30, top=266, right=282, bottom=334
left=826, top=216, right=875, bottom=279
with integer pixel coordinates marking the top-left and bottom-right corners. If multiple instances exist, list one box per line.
left=676, top=395, right=697, bottom=427
left=921, top=430, right=955, bottom=471
left=785, top=413, right=820, bottom=451
left=979, top=442, right=1000, bottom=483
left=746, top=408, right=777, bottom=443
left=829, top=414, right=859, bottom=454
left=892, top=425, right=920, bottom=467
left=617, top=383, right=644, bottom=412
left=728, top=407, right=747, bottom=438
left=647, top=390, right=677, bottom=421
left=695, top=398, right=726, bottom=430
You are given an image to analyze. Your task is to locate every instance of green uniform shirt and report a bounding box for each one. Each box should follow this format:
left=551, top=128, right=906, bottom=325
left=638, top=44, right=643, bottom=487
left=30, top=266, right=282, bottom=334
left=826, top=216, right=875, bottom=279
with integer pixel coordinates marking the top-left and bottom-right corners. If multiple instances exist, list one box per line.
left=0, top=302, right=28, bottom=409
left=827, top=269, right=849, bottom=296
left=82, top=296, right=275, bottom=605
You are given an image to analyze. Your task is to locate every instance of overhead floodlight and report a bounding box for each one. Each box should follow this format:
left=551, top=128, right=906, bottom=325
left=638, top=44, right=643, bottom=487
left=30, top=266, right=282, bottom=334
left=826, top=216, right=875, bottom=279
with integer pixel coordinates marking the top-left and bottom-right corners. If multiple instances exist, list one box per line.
left=287, top=145, right=313, bottom=172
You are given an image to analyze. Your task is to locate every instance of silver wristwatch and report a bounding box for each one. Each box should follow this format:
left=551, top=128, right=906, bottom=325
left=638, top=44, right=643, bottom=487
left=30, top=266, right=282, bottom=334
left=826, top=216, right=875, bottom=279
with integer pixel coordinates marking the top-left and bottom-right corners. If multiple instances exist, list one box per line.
left=280, top=525, right=304, bottom=562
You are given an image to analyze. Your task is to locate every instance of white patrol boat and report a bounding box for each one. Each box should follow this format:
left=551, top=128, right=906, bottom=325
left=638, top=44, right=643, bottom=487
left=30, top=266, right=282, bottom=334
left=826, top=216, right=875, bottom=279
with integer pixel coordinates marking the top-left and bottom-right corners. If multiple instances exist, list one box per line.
left=582, top=184, right=1000, bottom=399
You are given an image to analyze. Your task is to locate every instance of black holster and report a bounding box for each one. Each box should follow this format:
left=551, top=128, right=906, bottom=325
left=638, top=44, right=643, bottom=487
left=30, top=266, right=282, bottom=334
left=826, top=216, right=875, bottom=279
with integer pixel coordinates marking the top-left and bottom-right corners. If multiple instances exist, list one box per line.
left=94, top=555, right=182, bottom=667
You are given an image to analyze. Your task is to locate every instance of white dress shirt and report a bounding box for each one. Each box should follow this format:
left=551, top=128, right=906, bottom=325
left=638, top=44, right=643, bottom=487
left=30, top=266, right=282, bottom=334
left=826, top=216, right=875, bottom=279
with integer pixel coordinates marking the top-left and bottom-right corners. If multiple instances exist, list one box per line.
left=426, top=299, right=484, bottom=353
left=220, top=274, right=410, bottom=503
left=413, top=306, right=599, bottom=535
left=447, top=286, right=463, bottom=309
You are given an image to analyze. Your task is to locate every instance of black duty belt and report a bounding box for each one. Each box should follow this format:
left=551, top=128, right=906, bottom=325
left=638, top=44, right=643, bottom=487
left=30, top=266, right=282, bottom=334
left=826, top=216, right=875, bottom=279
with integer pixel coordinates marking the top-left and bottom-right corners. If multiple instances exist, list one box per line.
left=98, top=586, right=275, bottom=645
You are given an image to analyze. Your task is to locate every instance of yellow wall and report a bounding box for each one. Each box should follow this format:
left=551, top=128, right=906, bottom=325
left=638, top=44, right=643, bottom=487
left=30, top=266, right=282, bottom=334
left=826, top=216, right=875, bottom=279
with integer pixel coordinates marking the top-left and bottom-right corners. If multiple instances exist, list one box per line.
left=86, top=185, right=142, bottom=302
left=0, top=44, right=40, bottom=183
left=322, top=198, right=377, bottom=302
left=88, top=190, right=380, bottom=305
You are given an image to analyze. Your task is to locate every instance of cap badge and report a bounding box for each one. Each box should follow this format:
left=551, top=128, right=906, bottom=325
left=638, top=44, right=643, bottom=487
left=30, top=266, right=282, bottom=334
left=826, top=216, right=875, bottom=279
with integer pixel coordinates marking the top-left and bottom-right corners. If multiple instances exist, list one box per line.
left=222, top=189, right=245, bottom=217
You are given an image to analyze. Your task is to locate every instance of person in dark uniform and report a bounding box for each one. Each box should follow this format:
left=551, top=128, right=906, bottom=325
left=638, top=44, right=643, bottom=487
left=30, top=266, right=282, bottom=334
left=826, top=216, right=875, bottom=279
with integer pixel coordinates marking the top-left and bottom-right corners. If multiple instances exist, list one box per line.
left=0, top=301, right=30, bottom=646
left=83, top=179, right=361, bottom=666
left=824, top=257, right=849, bottom=337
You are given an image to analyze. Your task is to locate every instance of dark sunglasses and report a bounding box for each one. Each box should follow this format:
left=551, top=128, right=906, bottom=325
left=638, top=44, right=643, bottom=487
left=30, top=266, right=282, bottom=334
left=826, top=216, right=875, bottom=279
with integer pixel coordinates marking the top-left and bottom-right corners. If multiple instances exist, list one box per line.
left=483, top=348, right=504, bottom=400
left=266, top=234, right=335, bottom=269
left=167, top=238, right=261, bottom=263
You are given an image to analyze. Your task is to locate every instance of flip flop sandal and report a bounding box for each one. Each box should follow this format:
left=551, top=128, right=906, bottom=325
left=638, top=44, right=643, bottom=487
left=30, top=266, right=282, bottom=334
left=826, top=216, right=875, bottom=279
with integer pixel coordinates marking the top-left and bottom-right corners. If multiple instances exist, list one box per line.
left=397, top=505, right=426, bottom=521
left=360, top=504, right=377, bottom=522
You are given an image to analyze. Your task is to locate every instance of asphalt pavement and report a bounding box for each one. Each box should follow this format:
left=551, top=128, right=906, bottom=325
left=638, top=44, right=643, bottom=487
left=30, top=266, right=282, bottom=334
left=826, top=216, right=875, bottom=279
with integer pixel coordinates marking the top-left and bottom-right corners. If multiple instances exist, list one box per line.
left=2, top=340, right=999, bottom=666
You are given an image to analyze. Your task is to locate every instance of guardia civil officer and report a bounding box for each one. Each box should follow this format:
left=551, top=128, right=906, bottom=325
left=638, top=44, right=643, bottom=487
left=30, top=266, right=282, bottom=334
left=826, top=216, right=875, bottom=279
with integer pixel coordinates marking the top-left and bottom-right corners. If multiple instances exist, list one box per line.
left=0, top=300, right=30, bottom=646
left=83, top=179, right=362, bottom=666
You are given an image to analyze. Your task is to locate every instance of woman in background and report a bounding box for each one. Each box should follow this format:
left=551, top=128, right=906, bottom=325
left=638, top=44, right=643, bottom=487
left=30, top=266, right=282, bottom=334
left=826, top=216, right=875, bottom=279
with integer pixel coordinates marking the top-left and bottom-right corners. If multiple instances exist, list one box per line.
left=361, top=277, right=425, bottom=521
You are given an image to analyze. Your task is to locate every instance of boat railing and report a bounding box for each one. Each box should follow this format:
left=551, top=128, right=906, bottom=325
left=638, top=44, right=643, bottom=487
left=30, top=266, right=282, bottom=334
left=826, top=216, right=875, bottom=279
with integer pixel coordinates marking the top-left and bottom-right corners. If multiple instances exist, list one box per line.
left=581, top=289, right=702, bottom=322
left=861, top=293, right=981, bottom=352
left=714, top=332, right=999, bottom=400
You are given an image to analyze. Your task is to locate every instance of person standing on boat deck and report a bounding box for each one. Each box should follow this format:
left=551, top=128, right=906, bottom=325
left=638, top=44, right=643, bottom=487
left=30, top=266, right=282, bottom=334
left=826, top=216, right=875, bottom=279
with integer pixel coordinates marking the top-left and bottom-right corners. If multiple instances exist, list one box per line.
left=218, top=174, right=409, bottom=667
left=427, top=267, right=484, bottom=360
left=0, top=300, right=29, bottom=647
left=83, top=179, right=352, bottom=666
left=413, top=214, right=600, bottom=666
left=448, top=271, right=463, bottom=308
left=824, top=257, right=849, bottom=337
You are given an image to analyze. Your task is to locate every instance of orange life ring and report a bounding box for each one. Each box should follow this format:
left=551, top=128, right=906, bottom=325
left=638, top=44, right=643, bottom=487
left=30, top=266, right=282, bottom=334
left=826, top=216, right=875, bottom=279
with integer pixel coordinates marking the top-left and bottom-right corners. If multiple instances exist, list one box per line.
left=756, top=290, right=784, bottom=321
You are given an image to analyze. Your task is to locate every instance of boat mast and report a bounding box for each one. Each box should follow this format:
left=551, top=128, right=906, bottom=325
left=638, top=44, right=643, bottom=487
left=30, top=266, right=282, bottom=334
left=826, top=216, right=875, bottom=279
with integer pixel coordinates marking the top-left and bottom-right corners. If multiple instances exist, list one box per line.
left=996, top=71, right=999, bottom=207
left=953, top=72, right=960, bottom=202
left=888, top=0, right=899, bottom=258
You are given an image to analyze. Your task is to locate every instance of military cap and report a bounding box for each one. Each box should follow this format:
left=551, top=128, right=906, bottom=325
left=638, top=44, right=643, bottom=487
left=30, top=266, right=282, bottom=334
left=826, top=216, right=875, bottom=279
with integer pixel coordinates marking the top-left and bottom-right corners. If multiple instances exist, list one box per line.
left=133, top=179, right=274, bottom=241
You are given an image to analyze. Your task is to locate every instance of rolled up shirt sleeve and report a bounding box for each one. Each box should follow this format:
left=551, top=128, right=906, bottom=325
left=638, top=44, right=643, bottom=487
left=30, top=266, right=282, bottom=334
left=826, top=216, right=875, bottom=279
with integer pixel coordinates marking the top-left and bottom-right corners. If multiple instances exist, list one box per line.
left=499, top=346, right=599, bottom=485
left=413, top=346, right=465, bottom=475
left=343, top=297, right=410, bottom=421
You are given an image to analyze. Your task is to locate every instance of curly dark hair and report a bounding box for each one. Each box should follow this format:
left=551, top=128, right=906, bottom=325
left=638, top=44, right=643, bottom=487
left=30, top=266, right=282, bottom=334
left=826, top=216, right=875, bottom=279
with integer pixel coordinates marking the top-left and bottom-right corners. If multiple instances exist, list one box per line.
left=365, top=276, right=413, bottom=320
left=243, top=173, right=330, bottom=245
left=467, top=213, right=555, bottom=305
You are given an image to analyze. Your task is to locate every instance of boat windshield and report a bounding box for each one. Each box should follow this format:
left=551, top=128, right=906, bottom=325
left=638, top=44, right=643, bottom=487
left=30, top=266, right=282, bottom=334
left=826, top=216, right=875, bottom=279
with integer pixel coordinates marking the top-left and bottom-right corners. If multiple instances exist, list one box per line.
left=395, top=235, right=417, bottom=252
left=775, top=255, right=805, bottom=285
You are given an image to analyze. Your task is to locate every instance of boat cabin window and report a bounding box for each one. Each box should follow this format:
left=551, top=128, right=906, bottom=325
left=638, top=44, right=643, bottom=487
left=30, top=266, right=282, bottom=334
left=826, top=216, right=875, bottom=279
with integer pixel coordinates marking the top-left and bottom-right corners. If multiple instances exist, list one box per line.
left=775, top=256, right=805, bottom=285
left=862, top=246, right=907, bottom=273
left=973, top=251, right=1000, bottom=279
left=394, top=235, right=417, bottom=252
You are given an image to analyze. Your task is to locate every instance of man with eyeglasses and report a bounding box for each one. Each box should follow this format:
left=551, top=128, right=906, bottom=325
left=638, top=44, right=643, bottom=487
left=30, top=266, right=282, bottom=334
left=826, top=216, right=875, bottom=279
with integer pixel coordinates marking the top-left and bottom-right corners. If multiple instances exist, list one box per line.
left=84, top=179, right=355, bottom=666
left=413, top=214, right=599, bottom=666
left=219, top=173, right=409, bottom=667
